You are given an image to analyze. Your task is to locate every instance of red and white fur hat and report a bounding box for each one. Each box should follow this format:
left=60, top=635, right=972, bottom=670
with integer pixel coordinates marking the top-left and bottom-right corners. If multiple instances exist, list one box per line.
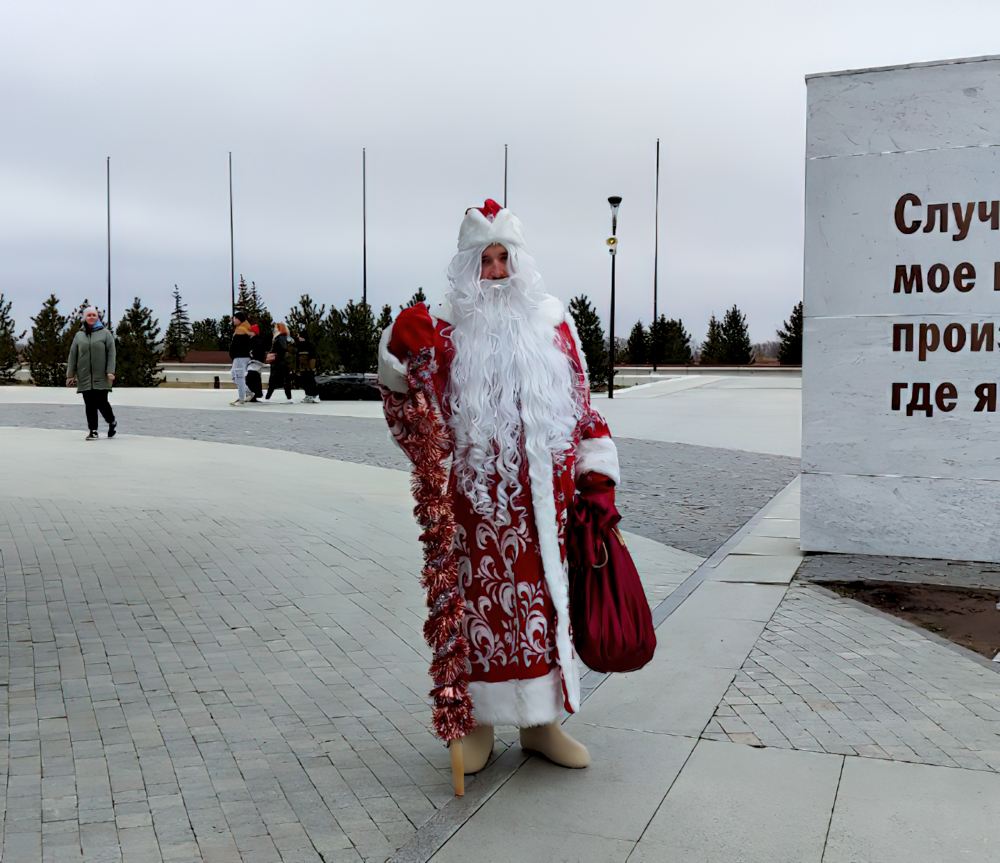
left=457, top=198, right=526, bottom=252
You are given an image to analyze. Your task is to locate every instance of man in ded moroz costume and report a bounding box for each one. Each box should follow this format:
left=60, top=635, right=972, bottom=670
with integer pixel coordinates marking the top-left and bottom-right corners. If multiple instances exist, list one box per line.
left=379, top=199, right=621, bottom=788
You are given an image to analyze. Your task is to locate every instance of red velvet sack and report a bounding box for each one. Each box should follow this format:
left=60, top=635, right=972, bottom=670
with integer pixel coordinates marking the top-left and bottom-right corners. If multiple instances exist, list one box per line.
left=568, top=487, right=657, bottom=673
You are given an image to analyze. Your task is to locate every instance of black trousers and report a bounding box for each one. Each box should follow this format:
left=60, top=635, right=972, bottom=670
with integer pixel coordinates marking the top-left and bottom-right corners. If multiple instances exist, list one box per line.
left=246, top=369, right=263, bottom=398
left=82, top=389, right=116, bottom=431
left=299, top=369, right=317, bottom=397
left=266, top=364, right=292, bottom=400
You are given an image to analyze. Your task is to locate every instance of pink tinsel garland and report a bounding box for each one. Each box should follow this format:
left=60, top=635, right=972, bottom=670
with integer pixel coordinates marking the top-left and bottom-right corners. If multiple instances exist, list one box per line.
left=390, top=350, right=475, bottom=742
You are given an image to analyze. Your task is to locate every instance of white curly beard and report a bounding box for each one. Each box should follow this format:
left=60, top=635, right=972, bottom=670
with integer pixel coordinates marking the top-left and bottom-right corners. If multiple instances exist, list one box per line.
left=445, top=247, right=582, bottom=525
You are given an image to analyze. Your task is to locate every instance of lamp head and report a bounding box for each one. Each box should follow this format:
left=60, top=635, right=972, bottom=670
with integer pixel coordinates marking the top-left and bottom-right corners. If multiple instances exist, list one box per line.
left=608, top=195, right=622, bottom=233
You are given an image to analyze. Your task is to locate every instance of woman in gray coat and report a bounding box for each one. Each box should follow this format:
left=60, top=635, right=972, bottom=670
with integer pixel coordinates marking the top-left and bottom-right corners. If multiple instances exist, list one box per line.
left=66, top=306, right=117, bottom=441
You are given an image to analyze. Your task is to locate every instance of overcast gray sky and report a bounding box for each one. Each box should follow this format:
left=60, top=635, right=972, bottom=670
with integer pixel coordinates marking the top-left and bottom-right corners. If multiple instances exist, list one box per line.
left=3, top=0, right=1000, bottom=343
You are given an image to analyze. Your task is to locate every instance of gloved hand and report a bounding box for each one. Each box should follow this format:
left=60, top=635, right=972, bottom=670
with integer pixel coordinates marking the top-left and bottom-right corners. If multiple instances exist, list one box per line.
left=388, top=304, right=436, bottom=361
left=570, top=472, right=619, bottom=571
left=577, top=471, right=616, bottom=499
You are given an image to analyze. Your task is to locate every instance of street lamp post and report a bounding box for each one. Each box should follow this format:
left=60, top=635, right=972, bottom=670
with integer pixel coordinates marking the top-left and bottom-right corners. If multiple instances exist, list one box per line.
left=607, top=196, right=622, bottom=399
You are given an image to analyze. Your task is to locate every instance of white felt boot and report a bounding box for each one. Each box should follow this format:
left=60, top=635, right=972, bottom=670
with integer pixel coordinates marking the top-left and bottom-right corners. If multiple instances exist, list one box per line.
left=462, top=723, right=495, bottom=774
left=519, top=722, right=590, bottom=768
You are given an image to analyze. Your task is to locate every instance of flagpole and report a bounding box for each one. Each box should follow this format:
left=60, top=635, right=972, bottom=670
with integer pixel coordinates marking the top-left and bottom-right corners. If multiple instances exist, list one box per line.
left=229, top=152, right=235, bottom=317
left=362, top=147, right=368, bottom=306
left=653, top=138, right=660, bottom=372
left=106, top=156, right=112, bottom=326
left=504, top=144, right=508, bottom=207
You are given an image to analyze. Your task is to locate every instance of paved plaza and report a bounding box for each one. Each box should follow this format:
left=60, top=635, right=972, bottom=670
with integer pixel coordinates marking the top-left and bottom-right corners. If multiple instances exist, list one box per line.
left=2, top=376, right=999, bottom=862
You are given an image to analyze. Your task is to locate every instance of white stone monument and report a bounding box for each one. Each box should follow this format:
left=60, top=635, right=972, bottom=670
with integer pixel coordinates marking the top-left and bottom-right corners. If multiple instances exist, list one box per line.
left=802, top=55, right=1000, bottom=563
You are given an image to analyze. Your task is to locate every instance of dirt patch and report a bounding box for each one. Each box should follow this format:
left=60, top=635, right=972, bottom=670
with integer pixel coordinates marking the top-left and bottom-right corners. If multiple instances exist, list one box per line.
left=824, top=580, right=1000, bottom=660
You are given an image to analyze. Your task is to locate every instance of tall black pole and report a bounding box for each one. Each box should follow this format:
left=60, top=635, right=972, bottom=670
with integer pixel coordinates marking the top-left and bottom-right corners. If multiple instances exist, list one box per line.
left=608, top=196, right=621, bottom=399
left=228, top=152, right=235, bottom=317
left=362, top=147, right=367, bottom=306
left=106, top=157, right=111, bottom=326
left=504, top=144, right=508, bottom=207
left=653, top=138, right=660, bottom=372
left=609, top=253, right=617, bottom=399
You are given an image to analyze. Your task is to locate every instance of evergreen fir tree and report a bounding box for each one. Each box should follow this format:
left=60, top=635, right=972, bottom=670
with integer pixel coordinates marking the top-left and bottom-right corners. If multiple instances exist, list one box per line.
left=324, top=305, right=344, bottom=372
left=236, top=276, right=272, bottom=336
left=337, top=300, right=378, bottom=373
left=568, top=294, right=608, bottom=389
left=699, top=314, right=725, bottom=365
left=236, top=275, right=251, bottom=314
left=25, top=295, right=70, bottom=386
left=190, top=318, right=220, bottom=351
left=115, top=298, right=163, bottom=386
left=648, top=315, right=667, bottom=366
left=287, top=294, right=336, bottom=373
left=720, top=304, right=754, bottom=365
left=217, top=315, right=234, bottom=351
left=0, top=293, right=25, bottom=383
left=624, top=320, right=648, bottom=365
left=401, top=287, right=427, bottom=310
left=163, top=284, right=192, bottom=360
left=376, top=304, right=393, bottom=334
left=249, top=280, right=263, bottom=314
left=777, top=301, right=803, bottom=366
left=663, top=318, right=694, bottom=364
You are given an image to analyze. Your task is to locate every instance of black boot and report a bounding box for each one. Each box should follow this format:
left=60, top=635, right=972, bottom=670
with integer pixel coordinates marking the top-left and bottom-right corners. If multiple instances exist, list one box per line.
left=108, top=421, right=117, bottom=438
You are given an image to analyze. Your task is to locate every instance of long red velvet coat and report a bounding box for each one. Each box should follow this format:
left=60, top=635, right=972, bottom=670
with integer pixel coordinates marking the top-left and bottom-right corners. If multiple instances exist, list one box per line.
left=379, top=295, right=620, bottom=726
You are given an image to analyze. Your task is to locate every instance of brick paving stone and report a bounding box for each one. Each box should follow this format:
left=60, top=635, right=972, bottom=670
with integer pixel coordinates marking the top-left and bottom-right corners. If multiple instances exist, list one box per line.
left=0, top=489, right=461, bottom=861
left=706, top=584, right=1000, bottom=769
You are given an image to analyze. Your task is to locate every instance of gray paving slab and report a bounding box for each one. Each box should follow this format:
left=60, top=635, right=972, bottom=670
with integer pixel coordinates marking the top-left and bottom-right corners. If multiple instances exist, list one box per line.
left=707, top=553, right=803, bottom=584
left=434, top=723, right=693, bottom=857
left=824, top=757, right=1000, bottom=863
left=582, top=653, right=741, bottom=737
left=673, top=581, right=786, bottom=622
left=631, top=739, right=842, bottom=863
left=432, top=822, right=633, bottom=863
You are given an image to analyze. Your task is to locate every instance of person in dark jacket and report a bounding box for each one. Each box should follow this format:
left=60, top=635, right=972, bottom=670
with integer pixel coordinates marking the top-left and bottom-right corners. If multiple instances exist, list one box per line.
left=295, top=333, right=319, bottom=403
left=67, top=306, right=117, bottom=441
left=245, top=323, right=267, bottom=402
left=265, top=322, right=293, bottom=401
left=229, top=311, right=253, bottom=405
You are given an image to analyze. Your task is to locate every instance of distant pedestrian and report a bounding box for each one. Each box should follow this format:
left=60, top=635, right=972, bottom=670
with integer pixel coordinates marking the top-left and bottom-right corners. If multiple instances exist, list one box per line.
left=229, top=311, right=253, bottom=405
left=246, top=323, right=266, bottom=402
left=265, top=322, right=293, bottom=402
left=66, top=306, right=117, bottom=441
left=295, top=332, right=319, bottom=403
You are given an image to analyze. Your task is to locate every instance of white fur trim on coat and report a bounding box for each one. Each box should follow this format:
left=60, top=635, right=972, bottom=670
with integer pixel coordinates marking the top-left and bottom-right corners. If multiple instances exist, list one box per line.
left=523, top=440, right=581, bottom=715
left=469, top=669, right=564, bottom=727
left=576, top=437, right=621, bottom=485
left=377, top=324, right=408, bottom=394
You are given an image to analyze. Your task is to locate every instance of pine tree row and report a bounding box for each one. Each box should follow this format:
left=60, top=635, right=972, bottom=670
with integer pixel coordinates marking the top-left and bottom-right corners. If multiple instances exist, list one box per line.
left=567, top=296, right=804, bottom=389
left=0, top=284, right=432, bottom=386
left=1, top=288, right=801, bottom=388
